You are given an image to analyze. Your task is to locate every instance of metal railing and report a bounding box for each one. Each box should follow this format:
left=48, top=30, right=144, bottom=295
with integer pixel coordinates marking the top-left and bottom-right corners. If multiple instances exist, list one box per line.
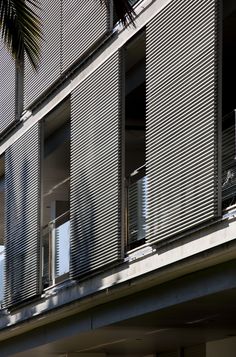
left=42, top=210, right=70, bottom=287
left=126, top=165, right=147, bottom=249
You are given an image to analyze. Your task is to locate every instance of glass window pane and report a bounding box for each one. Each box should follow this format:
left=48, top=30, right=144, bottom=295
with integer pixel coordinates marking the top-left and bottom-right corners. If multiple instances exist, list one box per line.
left=128, top=175, right=147, bottom=245
left=55, top=220, right=70, bottom=278
left=0, top=246, right=4, bottom=304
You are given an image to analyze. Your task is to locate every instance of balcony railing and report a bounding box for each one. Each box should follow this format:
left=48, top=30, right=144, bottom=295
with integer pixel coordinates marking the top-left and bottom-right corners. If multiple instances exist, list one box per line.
left=126, top=165, right=147, bottom=249
left=42, top=210, right=70, bottom=287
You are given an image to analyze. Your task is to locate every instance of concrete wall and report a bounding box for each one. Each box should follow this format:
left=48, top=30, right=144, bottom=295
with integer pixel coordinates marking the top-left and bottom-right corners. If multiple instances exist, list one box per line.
left=206, top=336, right=236, bottom=357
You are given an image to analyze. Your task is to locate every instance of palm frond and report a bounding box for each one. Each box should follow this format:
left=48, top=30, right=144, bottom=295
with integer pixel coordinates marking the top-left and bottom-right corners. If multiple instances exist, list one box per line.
left=101, top=0, right=136, bottom=26
left=0, top=0, right=134, bottom=70
left=0, top=0, right=42, bottom=69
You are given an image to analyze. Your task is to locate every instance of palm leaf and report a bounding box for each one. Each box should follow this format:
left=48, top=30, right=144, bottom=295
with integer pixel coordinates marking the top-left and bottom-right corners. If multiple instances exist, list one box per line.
left=0, top=0, right=42, bottom=69
left=0, top=0, right=134, bottom=70
left=101, top=0, right=135, bottom=25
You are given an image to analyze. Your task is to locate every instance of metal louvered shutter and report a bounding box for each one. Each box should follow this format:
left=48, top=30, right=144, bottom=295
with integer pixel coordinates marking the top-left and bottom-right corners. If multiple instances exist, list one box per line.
left=146, top=0, right=221, bottom=244
left=4, top=123, right=41, bottom=307
left=61, top=0, right=110, bottom=73
left=0, top=42, right=16, bottom=134
left=24, top=0, right=61, bottom=109
left=70, top=51, right=122, bottom=278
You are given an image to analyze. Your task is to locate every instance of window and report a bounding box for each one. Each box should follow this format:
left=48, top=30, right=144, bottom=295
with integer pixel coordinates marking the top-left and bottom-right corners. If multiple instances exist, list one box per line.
left=42, top=100, right=70, bottom=287
left=124, top=31, right=146, bottom=250
left=222, top=1, right=236, bottom=209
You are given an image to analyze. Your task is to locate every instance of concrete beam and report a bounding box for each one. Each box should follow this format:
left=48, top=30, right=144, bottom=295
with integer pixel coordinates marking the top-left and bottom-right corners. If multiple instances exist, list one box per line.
left=1, top=259, right=236, bottom=356
left=66, top=354, right=107, bottom=357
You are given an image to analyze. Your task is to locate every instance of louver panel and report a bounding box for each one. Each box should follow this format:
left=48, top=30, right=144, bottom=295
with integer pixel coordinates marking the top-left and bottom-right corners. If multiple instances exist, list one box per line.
left=146, top=0, right=220, bottom=244
left=62, top=0, right=110, bottom=73
left=4, top=124, right=41, bottom=307
left=24, top=0, right=61, bottom=109
left=0, top=41, right=16, bottom=134
left=70, top=52, right=122, bottom=278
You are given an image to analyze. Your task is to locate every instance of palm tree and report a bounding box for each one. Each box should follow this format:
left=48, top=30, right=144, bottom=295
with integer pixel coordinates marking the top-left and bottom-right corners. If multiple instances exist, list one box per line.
left=0, top=0, right=135, bottom=69
left=0, top=0, right=42, bottom=69
left=103, top=0, right=135, bottom=25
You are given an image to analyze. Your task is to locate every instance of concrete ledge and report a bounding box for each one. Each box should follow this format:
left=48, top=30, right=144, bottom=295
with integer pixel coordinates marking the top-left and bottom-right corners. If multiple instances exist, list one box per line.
left=0, top=213, right=236, bottom=340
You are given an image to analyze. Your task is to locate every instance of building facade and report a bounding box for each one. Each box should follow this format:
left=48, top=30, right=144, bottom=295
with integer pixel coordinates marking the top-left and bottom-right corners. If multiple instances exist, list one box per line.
left=0, top=0, right=236, bottom=356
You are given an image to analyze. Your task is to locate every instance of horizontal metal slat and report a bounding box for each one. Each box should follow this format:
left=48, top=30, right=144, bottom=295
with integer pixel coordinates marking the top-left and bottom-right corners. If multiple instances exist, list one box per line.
left=146, top=0, right=219, bottom=245
left=4, top=123, right=41, bottom=307
left=0, top=41, right=16, bottom=134
left=24, top=0, right=61, bottom=108
left=62, top=0, right=110, bottom=73
left=70, top=51, right=122, bottom=278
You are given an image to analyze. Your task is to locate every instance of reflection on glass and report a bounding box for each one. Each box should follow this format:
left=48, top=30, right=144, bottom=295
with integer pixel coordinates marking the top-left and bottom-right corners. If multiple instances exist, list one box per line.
left=42, top=211, right=70, bottom=288
left=128, top=175, right=147, bottom=245
left=55, top=220, right=70, bottom=278
left=129, top=0, right=139, bottom=5
left=0, top=247, right=4, bottom=304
